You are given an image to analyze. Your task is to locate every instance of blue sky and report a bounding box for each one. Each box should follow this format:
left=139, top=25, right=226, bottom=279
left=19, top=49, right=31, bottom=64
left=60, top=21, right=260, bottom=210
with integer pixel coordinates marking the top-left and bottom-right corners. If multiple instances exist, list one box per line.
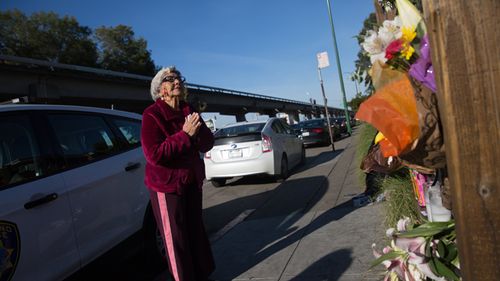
left=1, top=0, right=374, bottom=125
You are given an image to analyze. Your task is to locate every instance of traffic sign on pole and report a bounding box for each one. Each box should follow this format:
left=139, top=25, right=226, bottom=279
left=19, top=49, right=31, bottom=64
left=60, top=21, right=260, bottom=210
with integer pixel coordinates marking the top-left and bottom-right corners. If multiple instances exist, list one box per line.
left=316, top=52, right=330, bottom=69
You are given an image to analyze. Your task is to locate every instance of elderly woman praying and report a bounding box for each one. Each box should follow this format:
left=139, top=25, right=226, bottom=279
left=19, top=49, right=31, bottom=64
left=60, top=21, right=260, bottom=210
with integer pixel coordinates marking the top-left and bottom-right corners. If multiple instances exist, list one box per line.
left=141, top=66, right=215, bottom=281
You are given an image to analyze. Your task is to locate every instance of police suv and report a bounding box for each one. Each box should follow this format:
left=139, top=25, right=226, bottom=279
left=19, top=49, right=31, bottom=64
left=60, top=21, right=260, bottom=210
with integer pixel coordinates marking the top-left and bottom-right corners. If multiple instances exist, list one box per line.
left=0, top=104, right=163, bottom=281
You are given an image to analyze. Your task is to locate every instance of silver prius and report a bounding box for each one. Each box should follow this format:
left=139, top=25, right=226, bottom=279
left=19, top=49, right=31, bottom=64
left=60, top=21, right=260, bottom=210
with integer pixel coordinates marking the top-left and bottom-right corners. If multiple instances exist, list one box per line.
left=204, top=118, right=305, bottom=187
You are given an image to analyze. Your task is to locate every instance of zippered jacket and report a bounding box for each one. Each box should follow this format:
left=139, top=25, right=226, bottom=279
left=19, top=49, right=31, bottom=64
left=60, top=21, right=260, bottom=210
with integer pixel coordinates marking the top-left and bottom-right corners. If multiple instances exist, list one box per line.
left=141, top=99, right=214, bottom=194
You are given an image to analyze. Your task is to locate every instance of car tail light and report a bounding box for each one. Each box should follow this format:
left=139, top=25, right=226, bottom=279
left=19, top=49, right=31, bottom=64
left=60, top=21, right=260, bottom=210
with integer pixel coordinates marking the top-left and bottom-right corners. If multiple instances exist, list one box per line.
left=205, top=150, right=211, bottom=159
left=261, top=134, right=272, bottom=153
left=312, top=128, right=323, bottom=133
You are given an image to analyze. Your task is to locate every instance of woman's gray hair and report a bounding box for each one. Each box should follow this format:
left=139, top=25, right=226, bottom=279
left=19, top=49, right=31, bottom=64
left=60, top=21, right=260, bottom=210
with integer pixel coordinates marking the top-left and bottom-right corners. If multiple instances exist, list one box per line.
left=150, top=66, right=188, bottom=101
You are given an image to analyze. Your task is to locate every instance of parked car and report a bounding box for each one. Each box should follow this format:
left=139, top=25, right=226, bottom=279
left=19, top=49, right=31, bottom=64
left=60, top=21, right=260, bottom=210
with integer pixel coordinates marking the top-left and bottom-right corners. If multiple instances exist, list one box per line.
left=331, top=117, right=351, bottom=136
left=0, top=104, right=163, bottom=281
left=290, top=123, right=302, bottom=136
left=296, top=118, right=340, bottom=147
left=204, top=118, right=305, bottom=187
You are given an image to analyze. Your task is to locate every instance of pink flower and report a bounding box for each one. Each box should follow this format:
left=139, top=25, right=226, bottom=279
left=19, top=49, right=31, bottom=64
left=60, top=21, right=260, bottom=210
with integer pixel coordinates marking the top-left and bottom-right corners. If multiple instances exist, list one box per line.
left=385, top=39, right=403, bottom=60
left=372, top=244, right=406, bottom=280
left=394, top=237, right=445, bottom=281
left=397, top=217, right=411, bottom=232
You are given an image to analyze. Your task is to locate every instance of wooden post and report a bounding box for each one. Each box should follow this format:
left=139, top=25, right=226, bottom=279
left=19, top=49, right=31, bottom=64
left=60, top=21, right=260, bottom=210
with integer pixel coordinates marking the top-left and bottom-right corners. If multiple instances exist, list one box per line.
left=422, top=1, right=500, bottom=280
left=373, top=0, right=396, bottom=24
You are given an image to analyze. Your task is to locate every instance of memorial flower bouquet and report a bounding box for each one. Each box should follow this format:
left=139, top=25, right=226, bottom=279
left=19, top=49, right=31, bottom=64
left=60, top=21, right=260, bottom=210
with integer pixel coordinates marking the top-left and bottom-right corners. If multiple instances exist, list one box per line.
left=356, top=0, right=443, bottom=166
left=357, top=0, right=459, bottom=279
left=372, top=217, right=460, bottom=281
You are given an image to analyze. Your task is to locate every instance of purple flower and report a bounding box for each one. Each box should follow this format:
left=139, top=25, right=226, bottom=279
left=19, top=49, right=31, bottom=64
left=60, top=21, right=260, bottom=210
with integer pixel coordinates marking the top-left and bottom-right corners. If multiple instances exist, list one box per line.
left=409, top=35, right=437, bottom=92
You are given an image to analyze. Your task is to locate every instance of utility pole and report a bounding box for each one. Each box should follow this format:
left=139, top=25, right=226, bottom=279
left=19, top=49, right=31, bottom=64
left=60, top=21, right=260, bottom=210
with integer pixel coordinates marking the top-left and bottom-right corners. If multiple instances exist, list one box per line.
left=424, top=1, right=499, bottom=279
left=316, top=52, right=335, bottom=151
left=325, top=0, right=352, bottom=135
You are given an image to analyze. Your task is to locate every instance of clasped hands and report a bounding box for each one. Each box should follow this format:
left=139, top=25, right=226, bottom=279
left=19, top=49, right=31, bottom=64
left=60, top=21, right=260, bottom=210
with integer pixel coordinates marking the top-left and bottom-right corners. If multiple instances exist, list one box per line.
left=183, top=112, right=201, bottom=137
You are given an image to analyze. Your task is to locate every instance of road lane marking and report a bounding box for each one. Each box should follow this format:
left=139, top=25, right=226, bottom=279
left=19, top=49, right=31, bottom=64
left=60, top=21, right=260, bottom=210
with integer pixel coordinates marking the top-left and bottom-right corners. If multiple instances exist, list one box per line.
left=209, top=209, right=256, bottom=243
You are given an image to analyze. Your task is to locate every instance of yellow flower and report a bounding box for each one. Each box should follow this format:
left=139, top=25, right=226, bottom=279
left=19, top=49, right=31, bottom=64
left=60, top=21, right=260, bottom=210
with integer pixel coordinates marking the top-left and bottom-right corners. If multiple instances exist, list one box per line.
left=401, top=27, right=416, bottom=43
left=400, top=27, right=416, bottom=60
left=401, top=44, right=415, bottom=60
left=374, top=132, right=386, bottom=145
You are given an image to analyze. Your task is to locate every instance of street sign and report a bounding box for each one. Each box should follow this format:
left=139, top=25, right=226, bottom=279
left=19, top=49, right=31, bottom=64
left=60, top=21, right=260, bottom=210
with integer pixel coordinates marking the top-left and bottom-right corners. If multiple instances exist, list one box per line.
left=316, top=52, right=330, bottom=69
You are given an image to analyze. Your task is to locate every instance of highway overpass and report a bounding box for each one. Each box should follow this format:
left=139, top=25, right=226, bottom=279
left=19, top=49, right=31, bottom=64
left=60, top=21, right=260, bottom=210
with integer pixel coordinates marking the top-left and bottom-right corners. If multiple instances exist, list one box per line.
left=0, top=55, right=352, bottom=123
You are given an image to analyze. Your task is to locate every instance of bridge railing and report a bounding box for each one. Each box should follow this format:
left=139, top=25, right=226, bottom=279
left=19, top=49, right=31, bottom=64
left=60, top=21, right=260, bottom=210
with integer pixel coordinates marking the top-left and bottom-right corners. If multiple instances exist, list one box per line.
left=186, top=83, right=311, bottom=106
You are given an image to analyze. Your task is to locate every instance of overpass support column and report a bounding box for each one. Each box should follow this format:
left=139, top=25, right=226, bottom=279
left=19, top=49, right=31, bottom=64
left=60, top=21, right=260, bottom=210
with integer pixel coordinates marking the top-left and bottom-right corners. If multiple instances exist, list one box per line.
left=286, top=111, right=300, bottom=124
left=235, top=112, right=246, bottom=122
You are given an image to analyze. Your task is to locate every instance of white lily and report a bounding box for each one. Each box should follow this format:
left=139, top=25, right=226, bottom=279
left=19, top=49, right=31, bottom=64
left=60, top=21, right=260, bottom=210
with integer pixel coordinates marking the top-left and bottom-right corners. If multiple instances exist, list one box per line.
left=361, top=30, right=388, bottom=64
left=362, top=30, right=384, bottom=54
left=381, top=16, right=403, bottom=40
left=395, top=0, right=426, bottom=32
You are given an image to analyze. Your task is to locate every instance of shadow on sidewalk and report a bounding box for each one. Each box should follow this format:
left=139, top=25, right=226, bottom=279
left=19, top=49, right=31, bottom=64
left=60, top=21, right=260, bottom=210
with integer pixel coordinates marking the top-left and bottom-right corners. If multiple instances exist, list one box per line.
left=289, top=248, right=353, bottom=281
left=209, top=176, right=358, bottom=280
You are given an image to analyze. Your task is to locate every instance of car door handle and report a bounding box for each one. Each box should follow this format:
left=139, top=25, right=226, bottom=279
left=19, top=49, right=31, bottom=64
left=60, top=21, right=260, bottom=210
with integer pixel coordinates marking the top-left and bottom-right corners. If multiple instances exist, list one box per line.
left=125, top=162, right=141, bottom=172
left=24, top=193, right=58, bottom=210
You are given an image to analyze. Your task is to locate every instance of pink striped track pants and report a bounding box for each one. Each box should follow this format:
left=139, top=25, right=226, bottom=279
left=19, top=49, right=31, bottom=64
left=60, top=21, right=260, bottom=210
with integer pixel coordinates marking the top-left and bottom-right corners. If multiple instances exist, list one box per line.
left=149, top=186, right=215, bottom=281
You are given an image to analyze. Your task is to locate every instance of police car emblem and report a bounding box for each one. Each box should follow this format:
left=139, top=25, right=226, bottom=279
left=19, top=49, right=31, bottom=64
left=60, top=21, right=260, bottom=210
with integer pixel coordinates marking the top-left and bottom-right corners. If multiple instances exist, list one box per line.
left=0, top=221, right=20, bottom=281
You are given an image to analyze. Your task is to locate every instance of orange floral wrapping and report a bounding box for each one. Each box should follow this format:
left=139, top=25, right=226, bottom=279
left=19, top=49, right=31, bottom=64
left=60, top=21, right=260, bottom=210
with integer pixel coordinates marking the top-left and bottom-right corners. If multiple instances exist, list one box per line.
left=355, top=75, right=419, bottom=157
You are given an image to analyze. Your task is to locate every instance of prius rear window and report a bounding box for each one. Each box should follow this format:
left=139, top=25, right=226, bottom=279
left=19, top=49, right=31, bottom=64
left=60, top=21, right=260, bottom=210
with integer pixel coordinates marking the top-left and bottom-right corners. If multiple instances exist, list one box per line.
left=214, top=123, right=265, bottom=138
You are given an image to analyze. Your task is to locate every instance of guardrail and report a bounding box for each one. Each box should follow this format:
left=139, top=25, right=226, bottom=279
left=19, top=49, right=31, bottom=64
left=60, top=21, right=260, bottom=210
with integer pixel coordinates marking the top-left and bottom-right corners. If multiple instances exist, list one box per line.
left=186, top=83, right=311, bottom=106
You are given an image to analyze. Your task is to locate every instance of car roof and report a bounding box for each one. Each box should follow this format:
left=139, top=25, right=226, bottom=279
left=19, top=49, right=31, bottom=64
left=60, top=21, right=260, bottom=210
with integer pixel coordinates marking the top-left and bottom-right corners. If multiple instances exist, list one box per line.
left=221, top=119, right=270, bottom=128
left=0, top=104, right=142, bottom=119
left=300, top=118, right=325, bottom=122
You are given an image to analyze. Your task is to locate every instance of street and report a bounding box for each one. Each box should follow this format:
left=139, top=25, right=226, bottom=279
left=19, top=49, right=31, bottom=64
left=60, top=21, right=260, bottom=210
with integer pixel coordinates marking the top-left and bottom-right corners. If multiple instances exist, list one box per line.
left=66, top=131, right=386, bottom=281
left=202, top=144, right=339, bottom=241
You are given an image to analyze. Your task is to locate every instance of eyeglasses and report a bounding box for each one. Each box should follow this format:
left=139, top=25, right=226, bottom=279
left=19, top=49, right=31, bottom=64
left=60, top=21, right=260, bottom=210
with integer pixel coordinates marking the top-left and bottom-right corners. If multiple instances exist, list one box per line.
left=162, top=76, right=186, bottom=83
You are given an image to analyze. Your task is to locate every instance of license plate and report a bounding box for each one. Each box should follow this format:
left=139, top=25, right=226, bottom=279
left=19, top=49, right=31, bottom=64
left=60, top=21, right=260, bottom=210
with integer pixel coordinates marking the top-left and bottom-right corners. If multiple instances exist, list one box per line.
left=302, top=132, right=310, bottom=136
left=229, top=149, right=242, bottom=158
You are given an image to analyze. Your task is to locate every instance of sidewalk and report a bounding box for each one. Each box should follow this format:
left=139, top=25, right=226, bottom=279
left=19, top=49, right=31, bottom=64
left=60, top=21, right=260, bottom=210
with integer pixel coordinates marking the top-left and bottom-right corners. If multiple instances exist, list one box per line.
left=208, top=129, right=387, bottom=281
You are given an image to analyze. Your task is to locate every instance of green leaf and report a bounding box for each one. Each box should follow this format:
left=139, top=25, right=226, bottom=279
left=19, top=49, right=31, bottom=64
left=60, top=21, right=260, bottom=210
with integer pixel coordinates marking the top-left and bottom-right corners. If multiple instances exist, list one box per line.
left=437, top=240, right=447, bottom=258
left=398, top=226, right=448, bottom=237
left=418, top=221, right=454, bottom=229
left=398, top=221, right=454, bottom=237
left=429, top=255, right=438, bottom=275
left=432, top=257, right=460, bottom=281
left=425, top=240, right=433, bottom=256
left=416, top=21, right=426, bottom=39
left=444, top=243, right=458, bottom=263
left=370, top=251, right=403, bottom=269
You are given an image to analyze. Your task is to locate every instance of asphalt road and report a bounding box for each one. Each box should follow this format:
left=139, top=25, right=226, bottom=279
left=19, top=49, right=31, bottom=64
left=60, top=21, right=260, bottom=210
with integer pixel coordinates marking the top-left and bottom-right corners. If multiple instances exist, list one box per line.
left=65, top=144, right=337, bottom=281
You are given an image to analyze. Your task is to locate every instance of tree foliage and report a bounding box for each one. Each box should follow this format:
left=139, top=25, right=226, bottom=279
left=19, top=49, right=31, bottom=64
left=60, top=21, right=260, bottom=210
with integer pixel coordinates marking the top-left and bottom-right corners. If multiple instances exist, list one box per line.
left=95, top=25, right=157, bottom=76
left=0, top=10, right=158, bottom=75
left=0, top=10, right=98, bottom=67
left=347, top=91, right=370, bottom=112
left=353, top=13, right=378, bottom=96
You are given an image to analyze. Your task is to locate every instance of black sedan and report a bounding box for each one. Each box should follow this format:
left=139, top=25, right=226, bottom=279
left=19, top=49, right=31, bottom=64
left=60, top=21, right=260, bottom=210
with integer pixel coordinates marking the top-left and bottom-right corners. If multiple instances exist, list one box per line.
left=296, top=118, right=340, bottom=147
